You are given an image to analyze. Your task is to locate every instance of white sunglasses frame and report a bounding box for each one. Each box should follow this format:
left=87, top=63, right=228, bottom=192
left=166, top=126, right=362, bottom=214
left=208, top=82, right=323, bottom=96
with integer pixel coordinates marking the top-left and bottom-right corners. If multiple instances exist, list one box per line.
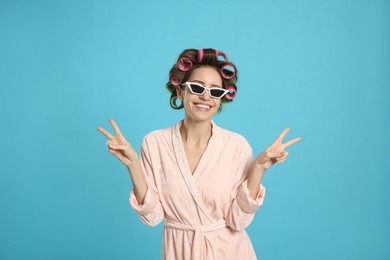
left=182, top=82, right=230, bottom=99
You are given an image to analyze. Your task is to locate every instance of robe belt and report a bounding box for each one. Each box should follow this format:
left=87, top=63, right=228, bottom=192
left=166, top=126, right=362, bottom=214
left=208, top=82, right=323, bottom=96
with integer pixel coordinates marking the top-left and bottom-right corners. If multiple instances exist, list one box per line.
left=164, top=219, right=227, bottom=260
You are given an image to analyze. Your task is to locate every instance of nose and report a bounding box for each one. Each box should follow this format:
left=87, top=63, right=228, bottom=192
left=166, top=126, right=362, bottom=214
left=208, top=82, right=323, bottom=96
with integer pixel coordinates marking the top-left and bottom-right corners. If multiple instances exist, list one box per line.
left=200, top=89, right=212, bottom=100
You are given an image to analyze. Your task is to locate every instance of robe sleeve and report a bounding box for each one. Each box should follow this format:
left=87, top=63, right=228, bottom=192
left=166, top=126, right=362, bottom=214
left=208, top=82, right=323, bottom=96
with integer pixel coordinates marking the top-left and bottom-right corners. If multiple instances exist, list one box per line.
left=226, top=137, right=266, bottom=231
left=129, top=136, right=164, bottom=227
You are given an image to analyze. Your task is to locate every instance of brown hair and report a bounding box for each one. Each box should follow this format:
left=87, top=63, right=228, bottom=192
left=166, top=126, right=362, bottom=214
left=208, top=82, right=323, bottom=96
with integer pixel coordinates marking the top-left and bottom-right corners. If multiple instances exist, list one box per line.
left=166, top=48, right=238, bottom=110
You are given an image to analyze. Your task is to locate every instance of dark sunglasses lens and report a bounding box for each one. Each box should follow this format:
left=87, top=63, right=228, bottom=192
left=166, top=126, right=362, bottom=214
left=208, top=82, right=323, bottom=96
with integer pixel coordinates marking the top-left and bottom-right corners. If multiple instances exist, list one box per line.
left=210, top=89, right=226, bottom=98
left=189, top=84, right=205, bottom=94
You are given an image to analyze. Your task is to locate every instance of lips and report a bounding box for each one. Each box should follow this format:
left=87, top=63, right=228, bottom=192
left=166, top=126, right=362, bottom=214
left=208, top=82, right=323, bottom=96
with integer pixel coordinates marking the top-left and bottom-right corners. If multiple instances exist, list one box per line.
left=194, top=102, right=212, bottom=111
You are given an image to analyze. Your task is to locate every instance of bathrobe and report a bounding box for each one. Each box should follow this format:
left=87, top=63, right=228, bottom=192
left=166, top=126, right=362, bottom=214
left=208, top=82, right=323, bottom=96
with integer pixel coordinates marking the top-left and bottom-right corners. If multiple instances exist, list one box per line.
left=129, top=120, right=266, bottom=260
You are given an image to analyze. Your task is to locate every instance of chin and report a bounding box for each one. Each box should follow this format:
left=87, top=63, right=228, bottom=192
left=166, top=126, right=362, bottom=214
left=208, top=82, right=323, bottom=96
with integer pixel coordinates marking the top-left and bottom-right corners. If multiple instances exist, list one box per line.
left=187, top=110, right=216, bottom=122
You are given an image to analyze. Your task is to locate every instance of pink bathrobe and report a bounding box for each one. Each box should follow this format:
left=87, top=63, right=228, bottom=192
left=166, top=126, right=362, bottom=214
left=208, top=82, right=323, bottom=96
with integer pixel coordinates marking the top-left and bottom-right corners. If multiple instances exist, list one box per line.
left=129, top=120, right=266, bottom=259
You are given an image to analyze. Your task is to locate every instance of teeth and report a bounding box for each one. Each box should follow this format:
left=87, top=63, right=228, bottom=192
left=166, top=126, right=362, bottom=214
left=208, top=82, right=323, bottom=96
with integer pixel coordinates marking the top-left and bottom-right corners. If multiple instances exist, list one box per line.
left=196, top=104, right=211, bottom=109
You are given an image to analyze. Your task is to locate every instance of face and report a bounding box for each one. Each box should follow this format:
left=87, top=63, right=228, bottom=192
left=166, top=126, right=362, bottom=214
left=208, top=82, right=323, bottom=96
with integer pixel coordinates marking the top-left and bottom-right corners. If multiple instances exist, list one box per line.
left=177, top=67, right=223, bottom=123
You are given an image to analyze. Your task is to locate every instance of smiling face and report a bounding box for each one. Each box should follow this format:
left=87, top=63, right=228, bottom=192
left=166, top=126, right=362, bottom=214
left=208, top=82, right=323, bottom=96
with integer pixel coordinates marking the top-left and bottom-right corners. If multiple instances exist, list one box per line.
left=177, top=66, right=223, bottom=123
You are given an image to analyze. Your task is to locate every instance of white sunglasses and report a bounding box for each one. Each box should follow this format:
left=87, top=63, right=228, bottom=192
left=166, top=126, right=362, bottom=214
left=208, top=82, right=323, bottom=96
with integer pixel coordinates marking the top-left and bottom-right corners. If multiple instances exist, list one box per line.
left=182, top=82, right=230, bottom=99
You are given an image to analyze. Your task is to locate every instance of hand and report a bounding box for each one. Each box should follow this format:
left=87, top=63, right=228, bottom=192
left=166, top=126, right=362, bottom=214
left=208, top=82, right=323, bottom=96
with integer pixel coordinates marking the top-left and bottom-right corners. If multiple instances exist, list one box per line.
left=97, top=118, right=138, bottom=167
left=255, top=128, right=301, bottom=171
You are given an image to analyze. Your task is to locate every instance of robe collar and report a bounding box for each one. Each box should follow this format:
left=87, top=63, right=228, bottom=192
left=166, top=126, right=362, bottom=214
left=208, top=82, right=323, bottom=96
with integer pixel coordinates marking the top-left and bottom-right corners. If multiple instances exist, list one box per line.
left=172, top=119, right=218, bottom=224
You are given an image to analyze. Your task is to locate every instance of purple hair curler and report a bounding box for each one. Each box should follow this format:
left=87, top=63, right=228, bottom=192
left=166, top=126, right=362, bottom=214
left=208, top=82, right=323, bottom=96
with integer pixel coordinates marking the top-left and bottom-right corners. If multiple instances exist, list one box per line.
left=177, top=57, right=193, bottom=71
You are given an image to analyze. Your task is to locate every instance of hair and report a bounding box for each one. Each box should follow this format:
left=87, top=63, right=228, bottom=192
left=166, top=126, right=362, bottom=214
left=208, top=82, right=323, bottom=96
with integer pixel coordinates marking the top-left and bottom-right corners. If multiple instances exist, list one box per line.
left=166, top=48, right=238, bottom=110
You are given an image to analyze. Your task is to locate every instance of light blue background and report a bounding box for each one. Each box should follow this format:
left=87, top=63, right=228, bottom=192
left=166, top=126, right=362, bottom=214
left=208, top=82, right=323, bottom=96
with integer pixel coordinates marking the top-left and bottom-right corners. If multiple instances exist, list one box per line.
left=1, top=0, right=389, bottom=259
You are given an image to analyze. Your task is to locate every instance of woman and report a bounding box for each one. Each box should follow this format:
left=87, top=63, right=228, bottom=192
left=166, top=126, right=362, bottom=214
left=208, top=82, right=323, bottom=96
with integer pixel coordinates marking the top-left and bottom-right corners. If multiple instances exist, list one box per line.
left=97, top=48, right=301, bottom=259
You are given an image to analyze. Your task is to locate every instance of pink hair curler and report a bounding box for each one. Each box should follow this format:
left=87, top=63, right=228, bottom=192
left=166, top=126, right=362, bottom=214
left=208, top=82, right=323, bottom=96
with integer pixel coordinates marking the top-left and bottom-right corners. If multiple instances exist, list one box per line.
left=198, top=48, right=229, bottom=63
left=170, top=76, right=181, bottom=86
left=215, top=50, right=228, bottom=61
left=177, top=57, right=193, bottom=71
left=225, top=87, right=237, bottom=100
left=198, top=49, right=204, bottom=63
left=221, top=64, right=237, bottom=80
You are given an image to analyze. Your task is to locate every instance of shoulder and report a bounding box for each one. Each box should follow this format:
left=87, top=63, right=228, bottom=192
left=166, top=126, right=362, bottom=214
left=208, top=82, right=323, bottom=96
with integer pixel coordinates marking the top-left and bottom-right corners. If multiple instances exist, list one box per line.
left=144, top=127, right=170, bottom=140
left=216, top=125, right=252, bottom=151
left=141, top=124, right=175, bottom=148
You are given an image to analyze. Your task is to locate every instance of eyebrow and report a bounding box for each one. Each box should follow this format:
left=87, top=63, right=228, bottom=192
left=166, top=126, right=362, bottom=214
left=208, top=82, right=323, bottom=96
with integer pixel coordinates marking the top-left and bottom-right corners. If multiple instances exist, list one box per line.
left=191, top=80, right=222, bottom=88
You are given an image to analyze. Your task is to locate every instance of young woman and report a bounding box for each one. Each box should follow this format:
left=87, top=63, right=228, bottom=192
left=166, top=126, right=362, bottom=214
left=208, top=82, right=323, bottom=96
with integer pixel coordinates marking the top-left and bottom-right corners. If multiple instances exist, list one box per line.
left=97, top=48, right=301, bottom=259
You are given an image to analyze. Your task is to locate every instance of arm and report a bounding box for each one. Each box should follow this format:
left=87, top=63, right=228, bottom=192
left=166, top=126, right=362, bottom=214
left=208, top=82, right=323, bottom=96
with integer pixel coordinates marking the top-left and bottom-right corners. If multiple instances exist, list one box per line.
left=126, top=160, right=147, bottom=204
left=226, top=140, right=266, bottom=231
left=247, top=127, right=302, bottom=199
left=97, top=118, right=147, bottom=203
left=128, top=138, right=164, bottom=226
left=227, top=127, right=302, bottom=230
left=246, top=164, right=265, bottom=200
left=97, top=118, right=164, bottom=226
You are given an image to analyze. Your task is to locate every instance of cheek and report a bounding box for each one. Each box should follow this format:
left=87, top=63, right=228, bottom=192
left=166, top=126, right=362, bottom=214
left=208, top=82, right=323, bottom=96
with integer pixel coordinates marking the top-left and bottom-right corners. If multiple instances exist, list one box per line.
left=182, top=94, right=194, bottom=110
left=180, top=89, right=191, bottom=101
left=183, top=93, right=192, bottom=103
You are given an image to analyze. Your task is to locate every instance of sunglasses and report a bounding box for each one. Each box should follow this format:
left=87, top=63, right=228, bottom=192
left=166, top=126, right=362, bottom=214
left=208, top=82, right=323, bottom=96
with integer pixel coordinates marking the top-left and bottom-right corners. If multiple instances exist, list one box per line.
left=182, top=82, right=230, bottom=99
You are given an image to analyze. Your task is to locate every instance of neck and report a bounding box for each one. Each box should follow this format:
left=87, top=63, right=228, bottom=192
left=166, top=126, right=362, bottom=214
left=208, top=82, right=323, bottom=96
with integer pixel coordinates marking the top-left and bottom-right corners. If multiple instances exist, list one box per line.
left=180, top=119, right=212, bottom=145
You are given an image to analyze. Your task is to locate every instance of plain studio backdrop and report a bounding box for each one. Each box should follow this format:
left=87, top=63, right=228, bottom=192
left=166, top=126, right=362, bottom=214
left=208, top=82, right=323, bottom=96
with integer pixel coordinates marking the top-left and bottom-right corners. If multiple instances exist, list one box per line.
left=0, top=0, right=389, bottom=259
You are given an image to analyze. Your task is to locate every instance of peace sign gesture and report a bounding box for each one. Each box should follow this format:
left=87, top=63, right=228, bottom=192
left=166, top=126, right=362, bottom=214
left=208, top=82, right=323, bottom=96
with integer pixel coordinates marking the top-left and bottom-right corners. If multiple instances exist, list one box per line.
left=255, top=128, right=301, bottom=171
left=97, top=118, right=139, bottom=167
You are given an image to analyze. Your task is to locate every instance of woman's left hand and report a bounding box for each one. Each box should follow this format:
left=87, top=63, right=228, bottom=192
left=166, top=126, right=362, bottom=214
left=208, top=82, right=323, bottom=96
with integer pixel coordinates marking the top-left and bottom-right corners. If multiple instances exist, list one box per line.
left=255, top=128, right=301, bottom=171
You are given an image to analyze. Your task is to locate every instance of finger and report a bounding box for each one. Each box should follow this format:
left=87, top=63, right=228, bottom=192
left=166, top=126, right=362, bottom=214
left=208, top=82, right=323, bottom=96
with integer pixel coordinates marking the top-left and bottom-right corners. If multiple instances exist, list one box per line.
left=277, top=158, right=286, bottom=163
left=108, top=146, right=116, bottom=155
left=280, top=151, right=288, bottom=160
left=276, top=128, right=290, bottom=143
left=109, top=139, right=120, bottom=145
left=106, top=140, right=118, bottom=147
left=108, top=148, right=130, bottom=165
left=109, top=118, right=128, bottom=143
left=97, top=127, right=115, bottom=140
left=109, top=139, right=134, bottom=150
left=108, top=143, right=129, bottom=151
left=109, top=118, right=123, bottom=136
left=283, top=137, right=302, bottom=148
left=266, top=151, right=284, bottom=158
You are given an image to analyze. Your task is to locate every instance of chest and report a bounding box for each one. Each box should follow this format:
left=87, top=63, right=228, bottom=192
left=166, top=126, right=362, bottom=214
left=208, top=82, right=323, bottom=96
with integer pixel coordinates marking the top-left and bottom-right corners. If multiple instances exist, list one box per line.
left=183, top=143, right=208, bottom=175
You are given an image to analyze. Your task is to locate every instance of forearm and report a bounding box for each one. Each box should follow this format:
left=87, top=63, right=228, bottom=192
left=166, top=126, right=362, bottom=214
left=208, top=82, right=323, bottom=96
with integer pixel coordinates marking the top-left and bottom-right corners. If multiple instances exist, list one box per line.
left=246, top=163, right=265, bottom=199
left=126, top=161, right=148, bottom=204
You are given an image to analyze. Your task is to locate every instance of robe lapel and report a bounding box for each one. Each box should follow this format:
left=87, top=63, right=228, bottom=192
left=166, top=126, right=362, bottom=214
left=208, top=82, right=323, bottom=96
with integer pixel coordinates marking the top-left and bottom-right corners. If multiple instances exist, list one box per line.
left=191, top=121, right=218, bottom=184
left=172, top=121, right=214, bottom=223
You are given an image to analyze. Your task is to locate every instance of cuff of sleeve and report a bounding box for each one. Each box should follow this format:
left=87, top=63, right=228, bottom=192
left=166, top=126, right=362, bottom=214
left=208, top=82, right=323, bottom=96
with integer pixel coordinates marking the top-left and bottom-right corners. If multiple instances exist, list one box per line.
left=236, top=180, right=266, bottom=214
left=129, top=187, right=157, bottom=215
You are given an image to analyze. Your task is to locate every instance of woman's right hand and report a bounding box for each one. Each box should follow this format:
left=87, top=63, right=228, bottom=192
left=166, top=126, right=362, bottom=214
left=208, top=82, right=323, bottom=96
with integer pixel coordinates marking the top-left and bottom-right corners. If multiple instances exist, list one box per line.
left=97, top=118, right=139, bottom=167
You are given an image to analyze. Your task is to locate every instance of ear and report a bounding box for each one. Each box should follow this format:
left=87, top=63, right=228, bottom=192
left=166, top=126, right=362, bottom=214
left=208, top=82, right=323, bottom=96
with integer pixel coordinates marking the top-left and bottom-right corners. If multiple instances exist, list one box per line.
left=176, top=86, right=183, bottom=101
